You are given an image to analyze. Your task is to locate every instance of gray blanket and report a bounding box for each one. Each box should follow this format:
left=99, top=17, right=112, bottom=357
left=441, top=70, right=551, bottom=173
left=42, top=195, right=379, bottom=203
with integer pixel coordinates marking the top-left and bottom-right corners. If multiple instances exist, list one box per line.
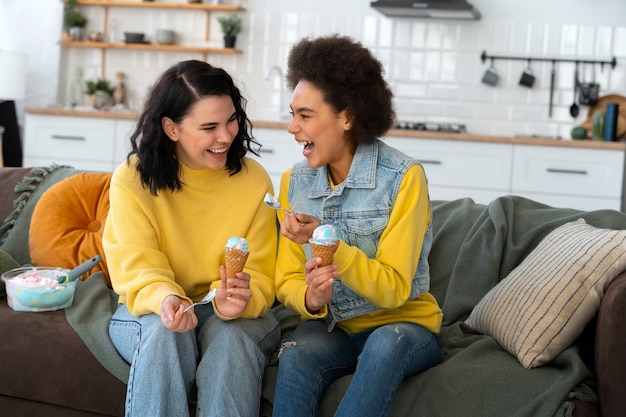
left=67, top=195, right=626, bottom=417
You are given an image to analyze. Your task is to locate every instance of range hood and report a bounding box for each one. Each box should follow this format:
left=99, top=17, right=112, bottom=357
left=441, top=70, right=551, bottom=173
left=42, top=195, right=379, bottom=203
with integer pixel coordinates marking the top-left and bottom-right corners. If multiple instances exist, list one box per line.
left=370, top=0, right=481, bottom=20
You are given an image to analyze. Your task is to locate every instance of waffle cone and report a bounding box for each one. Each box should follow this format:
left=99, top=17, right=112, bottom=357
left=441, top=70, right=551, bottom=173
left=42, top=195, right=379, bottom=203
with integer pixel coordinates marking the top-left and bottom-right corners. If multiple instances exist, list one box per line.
left=309, top=241, right=339, bottom=267
left=224, top=247, right=250, bottom=280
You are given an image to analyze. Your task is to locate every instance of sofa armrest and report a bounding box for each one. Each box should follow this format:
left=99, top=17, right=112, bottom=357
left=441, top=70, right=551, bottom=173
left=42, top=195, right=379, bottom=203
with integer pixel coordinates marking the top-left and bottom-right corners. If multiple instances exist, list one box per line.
left=595, top=272, right=626, bottom=417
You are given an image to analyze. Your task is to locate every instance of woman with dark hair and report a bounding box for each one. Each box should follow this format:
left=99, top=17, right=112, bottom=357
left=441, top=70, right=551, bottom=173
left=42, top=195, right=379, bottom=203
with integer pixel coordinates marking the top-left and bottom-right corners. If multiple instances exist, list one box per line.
left=273, top=35, right=443, bottom=416
left=103, top=60, right=280, bottom=417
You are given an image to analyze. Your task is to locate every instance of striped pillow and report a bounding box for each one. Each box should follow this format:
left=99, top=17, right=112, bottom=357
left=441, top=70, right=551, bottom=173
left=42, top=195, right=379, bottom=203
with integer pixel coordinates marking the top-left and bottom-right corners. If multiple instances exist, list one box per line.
left=465, top=219, right=626, bottom=369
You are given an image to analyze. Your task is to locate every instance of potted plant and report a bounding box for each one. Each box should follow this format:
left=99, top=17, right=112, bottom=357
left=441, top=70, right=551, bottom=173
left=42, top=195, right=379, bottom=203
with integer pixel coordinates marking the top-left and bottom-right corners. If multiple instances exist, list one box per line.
left=64, top=0, right=88, bottom=41
left=85, top=78, right=113, bottom=109
left=217, top=13, right=242, bottom=48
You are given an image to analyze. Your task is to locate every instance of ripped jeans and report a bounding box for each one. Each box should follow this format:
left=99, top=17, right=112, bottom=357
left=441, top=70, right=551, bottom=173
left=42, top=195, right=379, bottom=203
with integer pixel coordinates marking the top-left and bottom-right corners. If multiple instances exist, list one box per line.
left=273, top=319, right=440, bottom=417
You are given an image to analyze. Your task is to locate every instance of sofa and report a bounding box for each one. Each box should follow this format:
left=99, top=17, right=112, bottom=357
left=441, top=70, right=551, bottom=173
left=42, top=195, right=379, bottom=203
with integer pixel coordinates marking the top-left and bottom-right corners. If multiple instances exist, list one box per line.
left=0, top=164, right=625, bottom=417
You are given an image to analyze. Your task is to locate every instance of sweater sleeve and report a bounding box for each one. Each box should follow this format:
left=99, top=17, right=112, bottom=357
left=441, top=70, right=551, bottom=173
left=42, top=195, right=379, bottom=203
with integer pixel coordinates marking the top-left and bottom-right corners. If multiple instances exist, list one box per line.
left=275, top=164, right=430, bottom=317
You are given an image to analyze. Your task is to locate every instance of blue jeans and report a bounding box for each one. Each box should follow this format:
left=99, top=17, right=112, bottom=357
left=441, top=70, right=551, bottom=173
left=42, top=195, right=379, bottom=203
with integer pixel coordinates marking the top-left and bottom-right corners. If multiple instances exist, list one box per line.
left=273, top=319, right=440, bottom=417
left=109, top=303, right=280, bottom=417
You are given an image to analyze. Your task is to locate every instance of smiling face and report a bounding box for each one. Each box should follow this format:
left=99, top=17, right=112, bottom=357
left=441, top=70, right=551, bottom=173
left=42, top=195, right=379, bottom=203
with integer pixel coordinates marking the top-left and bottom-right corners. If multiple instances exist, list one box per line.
left=288, top=80, right=354, bottom=184
left=162, top=95, right=239, bottom=170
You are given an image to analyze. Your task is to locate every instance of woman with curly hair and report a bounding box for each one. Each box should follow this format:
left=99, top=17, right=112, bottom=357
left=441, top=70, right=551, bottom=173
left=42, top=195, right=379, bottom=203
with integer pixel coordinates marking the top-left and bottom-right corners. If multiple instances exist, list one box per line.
left=103, top=60, right=280, bottom=417
left=273, top=35, right=443, bottom=417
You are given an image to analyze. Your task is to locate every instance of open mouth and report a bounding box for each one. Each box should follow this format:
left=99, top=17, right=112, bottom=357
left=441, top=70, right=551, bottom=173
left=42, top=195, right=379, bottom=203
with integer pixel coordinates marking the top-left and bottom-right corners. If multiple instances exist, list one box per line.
left=207, top=148, right=228, bottom=158
left=297, top=140, right=314, bottom=156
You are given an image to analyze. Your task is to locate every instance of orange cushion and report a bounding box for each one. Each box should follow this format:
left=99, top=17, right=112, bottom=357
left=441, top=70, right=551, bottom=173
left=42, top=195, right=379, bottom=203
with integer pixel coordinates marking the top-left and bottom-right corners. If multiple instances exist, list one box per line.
left=29, top=172, right=112, bottom=286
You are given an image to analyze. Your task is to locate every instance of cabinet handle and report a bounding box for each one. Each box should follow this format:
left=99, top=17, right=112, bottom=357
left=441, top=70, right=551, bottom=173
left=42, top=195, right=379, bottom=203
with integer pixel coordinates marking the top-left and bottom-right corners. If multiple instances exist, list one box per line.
left=259, top=148, right=275, bottom=154
left=419, top=159, right=442, bottom=165
left=51, top=134, right=86, bottom=141
left=546, top=168, right=588, bottom=175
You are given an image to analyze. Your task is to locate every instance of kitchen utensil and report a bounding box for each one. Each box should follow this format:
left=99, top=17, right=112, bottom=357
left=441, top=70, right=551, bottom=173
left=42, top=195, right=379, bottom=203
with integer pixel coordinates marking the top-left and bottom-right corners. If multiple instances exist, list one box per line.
left=263, top=193, right=290, bottom=215
left=579, top=63, right=599, bottom=106
left=548, top=62, right=556, bottom=118
left=183, top=288, right=217, bottom=312
left=57, top=254, right=103, bottom=283
left=155, top=29, right=175, bottom=45
left=481, top=59, right=499, bottom=86
left=123, top=32, right=145, bottom=43
left=519, top=61, right=535, bottom=88
left=569, top=63, right=579, bottom=118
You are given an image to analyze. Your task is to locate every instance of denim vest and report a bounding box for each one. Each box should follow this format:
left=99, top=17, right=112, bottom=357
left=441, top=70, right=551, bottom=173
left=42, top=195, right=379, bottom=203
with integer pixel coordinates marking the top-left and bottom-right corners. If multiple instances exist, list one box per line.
left=287, top=140, right=433, bottom=330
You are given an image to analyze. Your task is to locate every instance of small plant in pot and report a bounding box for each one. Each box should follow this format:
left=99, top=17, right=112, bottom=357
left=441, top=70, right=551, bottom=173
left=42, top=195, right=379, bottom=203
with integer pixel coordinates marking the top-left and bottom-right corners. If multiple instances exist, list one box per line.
left=85, top=78, right=114, bottom=109
left=63, top=0, right=88, bottom=41
left=218, top=13, right=242, bottom=48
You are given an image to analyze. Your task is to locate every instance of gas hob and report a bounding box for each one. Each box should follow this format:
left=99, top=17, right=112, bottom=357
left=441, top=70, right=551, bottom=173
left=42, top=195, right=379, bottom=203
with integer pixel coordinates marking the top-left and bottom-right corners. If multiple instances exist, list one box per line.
left=394, top=121, right=467, bottom=134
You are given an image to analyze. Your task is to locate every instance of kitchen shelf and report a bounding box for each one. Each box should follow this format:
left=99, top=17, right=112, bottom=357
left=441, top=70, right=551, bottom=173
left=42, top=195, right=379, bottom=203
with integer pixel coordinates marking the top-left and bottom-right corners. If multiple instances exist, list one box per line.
left=60, top=40, right=241, bottom=55
left=64, top=0, right=246, bottom=76
left=75, top=1, right=245, bottom=12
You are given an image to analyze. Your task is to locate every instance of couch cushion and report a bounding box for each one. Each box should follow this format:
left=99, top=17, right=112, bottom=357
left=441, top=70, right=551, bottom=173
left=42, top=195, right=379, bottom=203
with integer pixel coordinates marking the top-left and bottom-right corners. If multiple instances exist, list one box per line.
left=465, top=218, right=626, bottom=369
left=28, top=172, right=111, bottom=286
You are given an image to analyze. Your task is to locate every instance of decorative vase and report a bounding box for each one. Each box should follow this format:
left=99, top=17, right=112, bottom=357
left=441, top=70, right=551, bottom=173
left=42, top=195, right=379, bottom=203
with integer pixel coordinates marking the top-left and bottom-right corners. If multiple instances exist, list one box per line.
left=223, top=35, right=237, bottom=48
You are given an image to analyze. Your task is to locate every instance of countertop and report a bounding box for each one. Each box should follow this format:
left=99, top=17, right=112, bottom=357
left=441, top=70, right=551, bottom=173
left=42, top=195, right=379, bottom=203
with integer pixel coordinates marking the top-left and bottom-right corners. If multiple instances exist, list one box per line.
left=26, top=107, right=626, bottom=151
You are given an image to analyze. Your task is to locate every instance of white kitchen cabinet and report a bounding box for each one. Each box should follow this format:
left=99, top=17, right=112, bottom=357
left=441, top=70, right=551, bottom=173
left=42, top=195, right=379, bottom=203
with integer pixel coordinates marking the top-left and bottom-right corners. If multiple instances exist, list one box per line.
left=511, top=144, right=624, bottom=211
left=23, top=113, right=626, bottom=212
left=24, top=112, right=134, bottom=172
left=249, top=127, right=302, bottom=194
left=113, top=119, right=135, bottom=168
left=385, top=137, right=514, bottom=205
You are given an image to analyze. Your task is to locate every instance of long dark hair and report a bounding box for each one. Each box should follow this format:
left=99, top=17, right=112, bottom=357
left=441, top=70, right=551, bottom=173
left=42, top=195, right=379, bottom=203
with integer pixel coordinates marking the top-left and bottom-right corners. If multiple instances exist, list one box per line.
left=128, top=60, right=259, bottom=195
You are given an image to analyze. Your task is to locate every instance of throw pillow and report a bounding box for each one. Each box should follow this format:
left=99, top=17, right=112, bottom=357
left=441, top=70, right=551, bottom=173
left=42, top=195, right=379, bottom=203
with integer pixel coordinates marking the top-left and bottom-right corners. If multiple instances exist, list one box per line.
left=28, top=172, right=112, bottom=286
left=0, top=165, right=79, bottom=265
left=465, top=218, right=626, bottom=369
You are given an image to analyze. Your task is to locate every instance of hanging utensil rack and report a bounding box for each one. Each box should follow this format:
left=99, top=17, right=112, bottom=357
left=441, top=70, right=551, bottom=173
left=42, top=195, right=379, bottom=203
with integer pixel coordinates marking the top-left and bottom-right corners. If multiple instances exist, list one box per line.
left=480, top=51, right=617, bottom=69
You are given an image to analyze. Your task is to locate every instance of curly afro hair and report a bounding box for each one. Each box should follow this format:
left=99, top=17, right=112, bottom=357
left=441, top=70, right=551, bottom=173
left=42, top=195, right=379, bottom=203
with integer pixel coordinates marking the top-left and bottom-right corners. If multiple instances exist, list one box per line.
left=285, top=34, right=395, bottom=145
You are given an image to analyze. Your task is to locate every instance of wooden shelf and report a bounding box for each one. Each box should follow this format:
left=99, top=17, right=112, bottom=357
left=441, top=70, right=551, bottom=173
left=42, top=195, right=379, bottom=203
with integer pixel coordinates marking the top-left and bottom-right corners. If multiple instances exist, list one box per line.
left=62, top=0, right=245, bottom=76
left=75, top=1, right=245, bottom=11
left=60, top=40, right=241, bottom=54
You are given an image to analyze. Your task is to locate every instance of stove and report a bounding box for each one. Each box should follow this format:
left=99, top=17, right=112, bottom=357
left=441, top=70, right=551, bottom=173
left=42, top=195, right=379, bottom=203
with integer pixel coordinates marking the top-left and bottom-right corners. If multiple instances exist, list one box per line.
left=394, top=121, right=467, bottom=134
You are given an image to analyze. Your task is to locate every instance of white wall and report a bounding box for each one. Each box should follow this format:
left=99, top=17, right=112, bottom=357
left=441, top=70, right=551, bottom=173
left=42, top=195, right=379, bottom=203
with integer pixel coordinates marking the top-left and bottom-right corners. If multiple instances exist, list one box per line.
left=1, top=0, right=625, bottom=141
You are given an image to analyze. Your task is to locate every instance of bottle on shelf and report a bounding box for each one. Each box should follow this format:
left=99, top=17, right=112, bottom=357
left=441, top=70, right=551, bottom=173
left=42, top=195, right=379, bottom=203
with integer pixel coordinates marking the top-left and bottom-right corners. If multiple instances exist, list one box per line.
left=69, top=67, right=84, bottom=108
left=113, top=71, right=126, bottom=107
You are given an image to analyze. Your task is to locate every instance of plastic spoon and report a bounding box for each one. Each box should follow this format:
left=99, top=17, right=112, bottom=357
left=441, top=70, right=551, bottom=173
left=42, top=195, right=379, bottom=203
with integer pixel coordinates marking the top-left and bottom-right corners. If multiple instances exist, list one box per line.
left=57, top=254, right=103, bottom=283
left=263, top=193, right=290, bottom=215
left=183, top=288, right=217, bottom=312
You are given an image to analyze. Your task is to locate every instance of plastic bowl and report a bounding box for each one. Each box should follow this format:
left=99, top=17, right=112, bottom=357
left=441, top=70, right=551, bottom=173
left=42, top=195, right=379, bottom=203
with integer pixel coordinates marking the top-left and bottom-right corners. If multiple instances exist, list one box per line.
left=1, top=267, right=78, bottom=312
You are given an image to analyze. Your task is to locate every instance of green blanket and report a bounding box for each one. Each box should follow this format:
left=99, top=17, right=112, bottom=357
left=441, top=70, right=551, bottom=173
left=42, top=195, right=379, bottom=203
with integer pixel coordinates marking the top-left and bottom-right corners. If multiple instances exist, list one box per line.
left=66, top=195, right=626, bottom=416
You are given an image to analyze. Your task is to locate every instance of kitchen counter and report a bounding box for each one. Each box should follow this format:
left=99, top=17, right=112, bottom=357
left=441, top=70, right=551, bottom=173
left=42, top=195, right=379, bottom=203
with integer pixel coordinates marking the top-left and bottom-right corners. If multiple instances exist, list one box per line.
left=26, top=107, right=626, bottom=151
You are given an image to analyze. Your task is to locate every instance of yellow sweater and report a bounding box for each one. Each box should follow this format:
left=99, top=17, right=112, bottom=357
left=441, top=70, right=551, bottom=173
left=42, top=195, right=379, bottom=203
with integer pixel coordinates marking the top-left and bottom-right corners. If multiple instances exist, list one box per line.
left=103, top=157, right=277, bottom=319
left=275, top=165, right=443, bottom=334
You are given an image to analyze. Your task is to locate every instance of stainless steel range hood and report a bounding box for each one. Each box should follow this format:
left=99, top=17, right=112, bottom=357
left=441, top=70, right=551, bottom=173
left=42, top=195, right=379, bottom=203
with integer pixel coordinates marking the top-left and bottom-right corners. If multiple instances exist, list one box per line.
left=371, top=0, right=481, bottom=20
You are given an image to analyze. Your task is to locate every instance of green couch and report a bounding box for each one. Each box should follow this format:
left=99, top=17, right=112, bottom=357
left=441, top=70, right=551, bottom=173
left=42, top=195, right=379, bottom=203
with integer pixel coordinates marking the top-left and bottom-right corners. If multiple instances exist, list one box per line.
left=1, top=165, right=625, bottom=417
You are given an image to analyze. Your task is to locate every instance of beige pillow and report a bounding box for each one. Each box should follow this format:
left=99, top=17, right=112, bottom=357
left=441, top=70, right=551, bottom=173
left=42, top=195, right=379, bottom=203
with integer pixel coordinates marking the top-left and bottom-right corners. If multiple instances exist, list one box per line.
left=465, top=219, right=626, bottom=369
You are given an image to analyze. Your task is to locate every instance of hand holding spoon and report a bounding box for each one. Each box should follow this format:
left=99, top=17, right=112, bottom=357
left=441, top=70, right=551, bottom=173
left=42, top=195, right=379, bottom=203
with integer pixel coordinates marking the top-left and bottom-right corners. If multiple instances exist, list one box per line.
left=183, top=288, right=217, bottom=313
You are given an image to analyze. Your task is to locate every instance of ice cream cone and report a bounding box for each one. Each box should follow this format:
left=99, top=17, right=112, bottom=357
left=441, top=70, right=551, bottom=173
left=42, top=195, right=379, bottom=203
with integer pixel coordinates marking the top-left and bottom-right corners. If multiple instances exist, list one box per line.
left=224, top=246, right=249, bottom=280
left=309, top=241, right=339, bottom=267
